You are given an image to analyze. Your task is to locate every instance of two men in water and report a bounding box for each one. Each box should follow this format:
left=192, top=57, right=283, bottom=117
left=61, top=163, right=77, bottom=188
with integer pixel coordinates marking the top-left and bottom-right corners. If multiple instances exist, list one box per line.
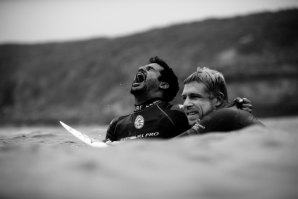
left=104, top=56, right=260, bottom=142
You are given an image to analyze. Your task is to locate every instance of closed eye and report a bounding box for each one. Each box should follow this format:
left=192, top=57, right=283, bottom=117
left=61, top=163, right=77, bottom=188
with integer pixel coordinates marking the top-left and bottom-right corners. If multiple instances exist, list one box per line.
left=183, top=94, right=210, bottom=102
left=146, top=66, right=155, bottom=71
left=189, top=94, right=203, bottom=99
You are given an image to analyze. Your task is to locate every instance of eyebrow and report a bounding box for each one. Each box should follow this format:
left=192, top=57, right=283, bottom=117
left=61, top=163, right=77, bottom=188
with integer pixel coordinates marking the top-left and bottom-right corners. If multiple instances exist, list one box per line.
left=181, top=92, right=206, bottom=98
left=146, top=65, right=156, bottom=70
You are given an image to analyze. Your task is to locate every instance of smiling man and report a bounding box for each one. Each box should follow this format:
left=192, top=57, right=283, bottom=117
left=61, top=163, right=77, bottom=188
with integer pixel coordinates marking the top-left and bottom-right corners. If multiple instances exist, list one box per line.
left=104, top=56, right=190, bottom=142
left=182, top=67, right=229, bottom=125
left=178, top=67, right=262, bottom=136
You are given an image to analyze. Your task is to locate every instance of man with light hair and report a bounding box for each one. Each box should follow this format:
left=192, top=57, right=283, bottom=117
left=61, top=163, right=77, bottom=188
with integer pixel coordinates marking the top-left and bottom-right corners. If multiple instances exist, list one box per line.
left=178, top=67, right=262, bottom=136
left=104, top=56, right=255, bottom=142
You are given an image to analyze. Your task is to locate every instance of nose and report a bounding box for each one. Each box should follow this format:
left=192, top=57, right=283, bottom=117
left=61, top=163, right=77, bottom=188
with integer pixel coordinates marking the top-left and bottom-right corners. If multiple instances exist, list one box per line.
left=183, top=96, right=193, bottom=109
left=138, top=66, right=145, bottom=72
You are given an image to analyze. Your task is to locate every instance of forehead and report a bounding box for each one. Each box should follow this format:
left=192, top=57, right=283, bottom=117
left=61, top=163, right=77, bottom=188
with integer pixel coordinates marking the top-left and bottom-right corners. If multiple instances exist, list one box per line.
left=145, top=63, right=164, bottom=71
left=182, top=82, right=208, bottom=95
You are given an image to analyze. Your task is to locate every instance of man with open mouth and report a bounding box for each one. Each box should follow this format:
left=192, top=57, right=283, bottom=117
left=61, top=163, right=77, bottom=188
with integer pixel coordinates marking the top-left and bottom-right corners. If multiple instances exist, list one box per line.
left=104, top=56, right=190, bottom=142
left=104, top=57, right=254, bottom=142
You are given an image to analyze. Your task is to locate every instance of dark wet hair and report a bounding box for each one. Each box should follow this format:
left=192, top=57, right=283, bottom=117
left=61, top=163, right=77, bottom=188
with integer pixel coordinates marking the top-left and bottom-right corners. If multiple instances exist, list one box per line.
left=149, top=56, right=179, bottom=102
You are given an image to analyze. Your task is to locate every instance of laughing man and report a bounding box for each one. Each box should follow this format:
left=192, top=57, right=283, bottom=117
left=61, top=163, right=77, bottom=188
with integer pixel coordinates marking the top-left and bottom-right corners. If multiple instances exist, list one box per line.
left=104, top=56, right=190, bottom=142
left=177, top=67, right=262, bottom=137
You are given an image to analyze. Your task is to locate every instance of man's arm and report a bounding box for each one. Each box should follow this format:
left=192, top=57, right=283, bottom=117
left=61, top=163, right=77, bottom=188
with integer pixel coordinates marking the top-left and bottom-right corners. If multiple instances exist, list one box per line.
left=175, top=108, right=263, bottom=138
left=174, top=122, right=205, bottom=138
left=198, top=108, right=262, bottom=133
left=172, top=97, right=253, bottom=114
left=103, top=117, right=119, bottom=142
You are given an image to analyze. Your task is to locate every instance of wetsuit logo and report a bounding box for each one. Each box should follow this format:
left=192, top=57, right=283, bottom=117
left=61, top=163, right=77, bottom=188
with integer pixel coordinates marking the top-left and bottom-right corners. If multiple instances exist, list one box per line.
left=134, top=115, right=144, bottom=129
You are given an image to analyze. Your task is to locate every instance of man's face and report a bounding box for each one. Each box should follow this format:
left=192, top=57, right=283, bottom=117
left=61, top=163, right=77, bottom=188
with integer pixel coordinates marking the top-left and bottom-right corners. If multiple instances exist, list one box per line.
left=182, top=81, right=216, bottom=125
left=130, top=63, right=164, bottom=94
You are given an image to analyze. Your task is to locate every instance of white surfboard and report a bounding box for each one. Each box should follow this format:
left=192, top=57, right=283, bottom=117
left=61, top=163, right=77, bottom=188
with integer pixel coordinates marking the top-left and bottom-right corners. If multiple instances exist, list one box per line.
left=59, top=121, right=108, bottom=148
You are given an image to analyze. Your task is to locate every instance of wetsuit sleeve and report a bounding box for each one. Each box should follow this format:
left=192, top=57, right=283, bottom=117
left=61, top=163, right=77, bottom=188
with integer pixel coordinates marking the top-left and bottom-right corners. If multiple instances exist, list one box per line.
left=104, top=117, right=119, bottom=142
left=237, top=109, right=263, bottom=127
left=174, top=128, right=198, bottom=137
left=198, top=108, right=263, bottom=134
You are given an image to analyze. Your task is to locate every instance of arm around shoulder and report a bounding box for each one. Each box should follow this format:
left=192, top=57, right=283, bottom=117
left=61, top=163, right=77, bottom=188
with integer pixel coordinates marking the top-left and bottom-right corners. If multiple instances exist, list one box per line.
left=199, top=108, right=263, bottom=133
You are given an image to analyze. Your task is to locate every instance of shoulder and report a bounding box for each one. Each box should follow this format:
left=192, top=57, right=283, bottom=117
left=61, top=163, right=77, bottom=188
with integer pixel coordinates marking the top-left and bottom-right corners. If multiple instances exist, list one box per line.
left=158, top=102, right=185, bottom=116
left=207, top=107, right=254, bottom=120
left=200, top=108, right=261, bottom=132
left=158, top=102, right=189, bottom=131
left=106, top=114, right=131, bottom=139
left=220, top=108, right=261, bottom=125
left=159, top=102, right=186, bottom=118
left=170, top=104, right=184, bottom=112
left=210, top=108, right=241, bottom=119
left=108, top=114, right=130, bottom=126
left=156, top=101, right=189, bottom=125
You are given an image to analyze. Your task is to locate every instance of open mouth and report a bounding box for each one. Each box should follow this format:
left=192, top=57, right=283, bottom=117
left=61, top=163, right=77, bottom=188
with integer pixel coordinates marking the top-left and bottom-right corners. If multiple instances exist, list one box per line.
left=132, top=72, right=146, bottom=87
left=135, top=72, right=146, bottom=83
left=186, top=110, right=199, bottom=116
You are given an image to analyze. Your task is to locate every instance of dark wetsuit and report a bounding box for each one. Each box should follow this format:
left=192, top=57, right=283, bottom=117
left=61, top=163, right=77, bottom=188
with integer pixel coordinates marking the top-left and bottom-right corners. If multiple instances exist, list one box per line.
left=105, top=99, right=190, bottom=141
left=177, top=107, right=263, bottom=137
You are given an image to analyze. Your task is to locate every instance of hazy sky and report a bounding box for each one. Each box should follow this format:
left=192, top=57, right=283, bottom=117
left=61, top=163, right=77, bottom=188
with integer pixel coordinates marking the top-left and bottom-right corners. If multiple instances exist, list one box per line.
left=1, top=0, right=298, bottom=44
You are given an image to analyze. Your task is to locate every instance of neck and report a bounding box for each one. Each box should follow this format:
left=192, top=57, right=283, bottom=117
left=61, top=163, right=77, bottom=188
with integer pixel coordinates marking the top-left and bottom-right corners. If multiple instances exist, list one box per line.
left=134, top=98, right=163, bottom=111
left=134, top=97, right=148, bottom=106
left=134, top=97, right=162, bottom=106
left=134, top=91, right=163, bottom=105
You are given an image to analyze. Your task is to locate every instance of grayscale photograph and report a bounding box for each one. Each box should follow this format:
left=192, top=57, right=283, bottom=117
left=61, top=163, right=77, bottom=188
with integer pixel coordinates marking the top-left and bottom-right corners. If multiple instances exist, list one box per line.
left=0, top=0, right=298, bottom=198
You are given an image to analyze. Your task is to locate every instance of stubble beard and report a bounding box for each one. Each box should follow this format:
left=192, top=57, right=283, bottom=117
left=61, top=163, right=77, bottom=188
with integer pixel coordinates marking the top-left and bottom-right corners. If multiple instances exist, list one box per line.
left=130, top=86, right=145, bottom=95
left=130, top=80, right=159, bottom=99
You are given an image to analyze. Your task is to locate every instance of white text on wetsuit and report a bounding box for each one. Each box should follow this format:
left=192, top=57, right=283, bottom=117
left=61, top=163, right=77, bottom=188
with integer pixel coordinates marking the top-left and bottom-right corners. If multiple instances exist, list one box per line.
left=120, top=132, right=160, bottom=141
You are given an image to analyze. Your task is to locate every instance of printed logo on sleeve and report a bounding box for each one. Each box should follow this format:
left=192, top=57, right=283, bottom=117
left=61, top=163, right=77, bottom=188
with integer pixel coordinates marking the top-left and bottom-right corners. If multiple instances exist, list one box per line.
left=134, top=115, right=144, bottom=129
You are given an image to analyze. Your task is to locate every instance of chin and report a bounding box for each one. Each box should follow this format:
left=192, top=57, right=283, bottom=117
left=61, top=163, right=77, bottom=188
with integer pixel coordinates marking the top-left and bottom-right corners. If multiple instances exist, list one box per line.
left=187, top=118, right=197, bottom=126
left=130, top=87, right=144, bottom=95
left=189, top=121, right=196, bottom=126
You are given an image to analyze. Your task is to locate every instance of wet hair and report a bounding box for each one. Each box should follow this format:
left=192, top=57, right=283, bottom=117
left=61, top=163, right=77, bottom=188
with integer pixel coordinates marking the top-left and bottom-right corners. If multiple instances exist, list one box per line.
left=184, top=67, right=228, bottom=106
left=149, top=56, right=179, bottom=102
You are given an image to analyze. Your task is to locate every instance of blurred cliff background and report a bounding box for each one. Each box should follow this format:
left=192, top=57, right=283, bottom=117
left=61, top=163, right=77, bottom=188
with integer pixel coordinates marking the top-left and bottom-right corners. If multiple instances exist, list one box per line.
left=0, top=4, right=298, bottom=125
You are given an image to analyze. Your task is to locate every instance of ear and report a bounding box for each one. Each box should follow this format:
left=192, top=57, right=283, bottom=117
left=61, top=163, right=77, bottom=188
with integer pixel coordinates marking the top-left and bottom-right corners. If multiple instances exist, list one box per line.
left=159, top=82, right=169, bottom=90
left=213, top=93, right=224, bottom=109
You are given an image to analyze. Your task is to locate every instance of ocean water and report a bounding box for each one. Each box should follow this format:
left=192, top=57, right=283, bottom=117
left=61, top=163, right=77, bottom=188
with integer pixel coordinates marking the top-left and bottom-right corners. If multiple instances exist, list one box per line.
left=0, top=117, right=298, bottom=199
